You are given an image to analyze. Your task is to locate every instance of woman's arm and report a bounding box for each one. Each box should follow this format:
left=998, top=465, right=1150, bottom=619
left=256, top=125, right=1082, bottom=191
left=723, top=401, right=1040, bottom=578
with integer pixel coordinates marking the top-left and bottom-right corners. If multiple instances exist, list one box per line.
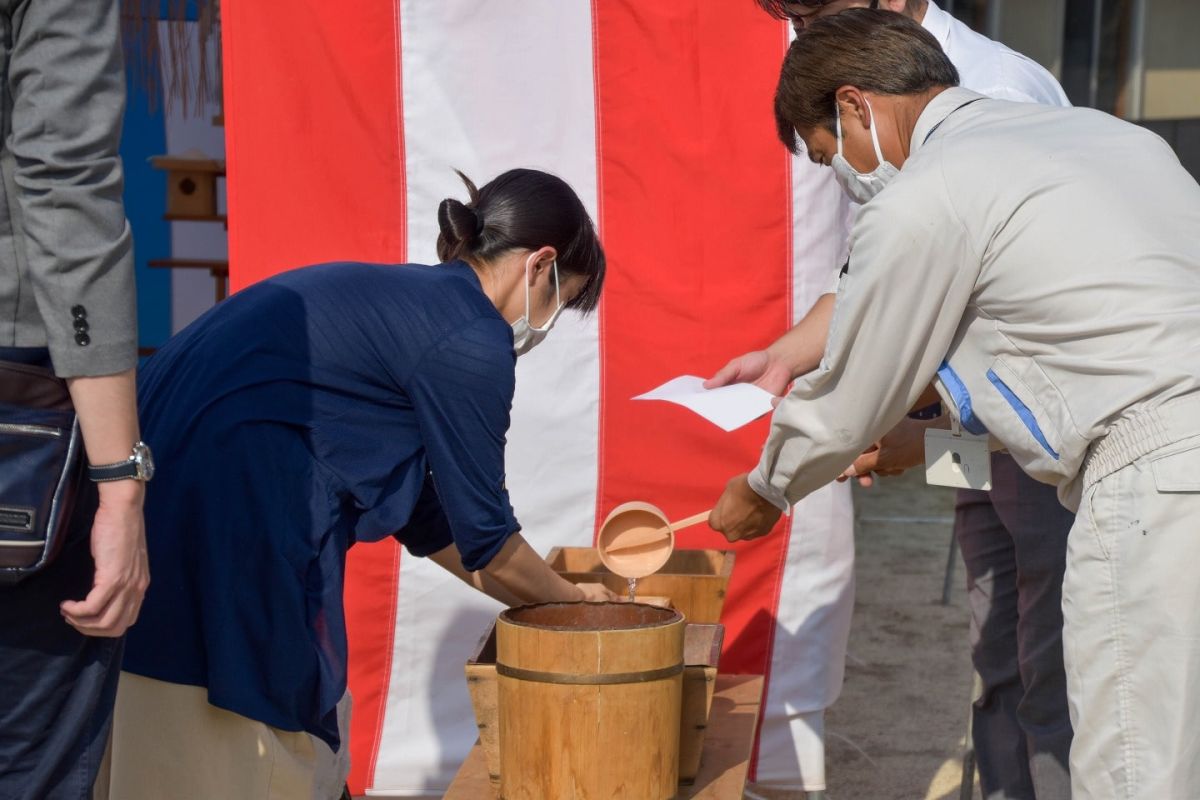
left=405, top=318, right=611, bottom=604
left=429, top=535, right=616, bottom=606
left=429, top=541, right=526, bottom=606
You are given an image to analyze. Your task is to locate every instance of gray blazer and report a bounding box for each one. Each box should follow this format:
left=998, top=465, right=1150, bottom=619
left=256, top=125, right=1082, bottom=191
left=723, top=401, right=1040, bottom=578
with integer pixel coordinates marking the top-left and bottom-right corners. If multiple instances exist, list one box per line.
left=0, top=0, right=137, bottom=378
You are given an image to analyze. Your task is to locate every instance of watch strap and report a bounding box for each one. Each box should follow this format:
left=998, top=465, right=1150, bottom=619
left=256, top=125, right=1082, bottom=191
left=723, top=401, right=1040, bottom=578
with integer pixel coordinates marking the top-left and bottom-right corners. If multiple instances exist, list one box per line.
left=88, top=460, right=140, bottom=482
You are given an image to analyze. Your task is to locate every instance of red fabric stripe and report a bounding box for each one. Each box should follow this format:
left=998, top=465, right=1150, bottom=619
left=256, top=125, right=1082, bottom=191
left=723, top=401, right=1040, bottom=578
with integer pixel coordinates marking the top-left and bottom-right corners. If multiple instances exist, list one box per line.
left=343, top=540, right=402, bottom=792
left=223, top=0, right=406, bottom=289
left=592, top=0, right=792, bottom=687
left=222, top=2, right=407, bottom=793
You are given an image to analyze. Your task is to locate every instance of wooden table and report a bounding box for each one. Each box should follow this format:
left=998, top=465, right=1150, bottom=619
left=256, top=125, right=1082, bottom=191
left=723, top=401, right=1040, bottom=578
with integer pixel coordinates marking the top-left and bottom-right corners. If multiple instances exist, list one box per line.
left=444, top=674, right=764, bottom=799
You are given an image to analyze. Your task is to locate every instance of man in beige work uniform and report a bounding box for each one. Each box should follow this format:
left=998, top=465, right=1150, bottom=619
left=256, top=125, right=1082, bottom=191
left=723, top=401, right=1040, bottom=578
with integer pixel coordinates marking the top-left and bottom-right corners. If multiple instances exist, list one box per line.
left=709, top=9, right=1200, bottom=798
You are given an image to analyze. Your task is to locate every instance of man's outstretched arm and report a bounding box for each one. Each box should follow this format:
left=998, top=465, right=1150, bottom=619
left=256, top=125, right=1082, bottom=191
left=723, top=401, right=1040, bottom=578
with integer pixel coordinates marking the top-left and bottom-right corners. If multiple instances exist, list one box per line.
left=704, top=292, right=837, bottom=396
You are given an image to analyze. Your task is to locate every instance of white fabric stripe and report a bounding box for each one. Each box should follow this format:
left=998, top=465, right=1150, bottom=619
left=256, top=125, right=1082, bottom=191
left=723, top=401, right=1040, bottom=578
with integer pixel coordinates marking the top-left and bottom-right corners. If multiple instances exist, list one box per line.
left=753, top=153, right=857, bottom=787
left=789, top=158, right=853, bottom=318
left=373, top=1, right=600, bottom=793
left=757, top=483, right=855, bottom=787
left=157, top=21, right=227, bottom=334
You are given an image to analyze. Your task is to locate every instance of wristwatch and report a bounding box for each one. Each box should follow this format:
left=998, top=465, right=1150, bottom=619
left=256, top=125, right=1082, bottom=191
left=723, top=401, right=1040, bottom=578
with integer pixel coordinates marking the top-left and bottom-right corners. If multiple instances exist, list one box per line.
left=908, top=402, right=944, bottom=421
left=88, top=441, right=156, bottom=483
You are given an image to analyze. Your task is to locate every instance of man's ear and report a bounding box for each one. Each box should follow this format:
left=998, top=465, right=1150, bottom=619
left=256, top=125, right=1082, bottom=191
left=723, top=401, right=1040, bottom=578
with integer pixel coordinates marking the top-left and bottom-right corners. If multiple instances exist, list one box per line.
left=834, top=85, right=871, bottom=131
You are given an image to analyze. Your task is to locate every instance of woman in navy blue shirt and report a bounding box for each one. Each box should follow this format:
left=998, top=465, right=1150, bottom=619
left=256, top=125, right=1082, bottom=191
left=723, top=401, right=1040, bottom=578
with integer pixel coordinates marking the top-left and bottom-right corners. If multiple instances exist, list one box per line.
left=104, top=169, right=612, bottom=799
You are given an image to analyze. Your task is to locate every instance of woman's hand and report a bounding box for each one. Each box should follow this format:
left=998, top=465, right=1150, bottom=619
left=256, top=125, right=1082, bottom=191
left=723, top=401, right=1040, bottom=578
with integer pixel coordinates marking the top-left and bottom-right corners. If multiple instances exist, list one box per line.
left=440, top=534, right=616, bottom=605
left=575, top=582, right=619, bottom=602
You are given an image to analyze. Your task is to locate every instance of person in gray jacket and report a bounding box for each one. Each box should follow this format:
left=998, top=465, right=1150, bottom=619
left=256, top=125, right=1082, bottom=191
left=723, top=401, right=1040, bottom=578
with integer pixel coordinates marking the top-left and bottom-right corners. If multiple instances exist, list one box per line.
left=0, top=0, right=149, bottom=796
left=709, top=9, right=1200, bottom=799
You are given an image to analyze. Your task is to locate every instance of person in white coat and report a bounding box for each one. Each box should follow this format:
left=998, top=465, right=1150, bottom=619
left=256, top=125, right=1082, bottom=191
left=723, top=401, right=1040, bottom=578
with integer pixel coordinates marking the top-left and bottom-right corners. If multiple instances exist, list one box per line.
left=710, top=9, right=1200, bottom=799
left=711, top=1, right=1073, bottom=795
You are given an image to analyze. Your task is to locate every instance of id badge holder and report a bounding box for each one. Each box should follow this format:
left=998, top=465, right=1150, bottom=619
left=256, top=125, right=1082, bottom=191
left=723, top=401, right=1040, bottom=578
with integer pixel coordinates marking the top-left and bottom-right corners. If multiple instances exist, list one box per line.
left=924, top=416, right=992, bottom=491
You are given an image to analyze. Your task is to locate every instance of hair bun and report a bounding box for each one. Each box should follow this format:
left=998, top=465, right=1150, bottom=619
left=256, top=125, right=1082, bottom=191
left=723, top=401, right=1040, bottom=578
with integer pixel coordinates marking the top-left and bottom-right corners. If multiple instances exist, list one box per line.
left=437, top=197, right=481, bottom=252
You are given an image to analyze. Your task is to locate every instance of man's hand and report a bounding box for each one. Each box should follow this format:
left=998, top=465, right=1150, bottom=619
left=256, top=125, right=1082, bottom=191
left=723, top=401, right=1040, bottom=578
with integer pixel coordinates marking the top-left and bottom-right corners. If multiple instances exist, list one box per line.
left=709, top=473, right=783, bottom=543
left=837, top=417, right=932, bottom=486
left=704, top=350, right=793, bottom=397
left=60, top=481, right=149, bottom=637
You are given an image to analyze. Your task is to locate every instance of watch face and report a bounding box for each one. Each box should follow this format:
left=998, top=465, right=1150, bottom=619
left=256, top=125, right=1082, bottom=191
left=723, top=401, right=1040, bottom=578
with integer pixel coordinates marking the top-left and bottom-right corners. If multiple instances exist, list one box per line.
left=133, top=441, right=156, bottom=481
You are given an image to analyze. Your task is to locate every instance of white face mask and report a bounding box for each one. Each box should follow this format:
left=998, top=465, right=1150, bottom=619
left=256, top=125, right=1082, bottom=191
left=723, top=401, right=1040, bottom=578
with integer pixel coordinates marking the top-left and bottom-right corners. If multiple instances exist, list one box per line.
left=511, top=256, right=564, bottom=356
left=831, top=96, right=899, bottom=204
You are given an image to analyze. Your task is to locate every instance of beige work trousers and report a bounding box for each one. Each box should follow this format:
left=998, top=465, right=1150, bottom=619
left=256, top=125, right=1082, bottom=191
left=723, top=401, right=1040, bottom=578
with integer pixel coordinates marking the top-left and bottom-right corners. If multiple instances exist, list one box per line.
left=1063, top=432, right=1200, bottom=799
left=99, top=672, right=351, bottom=800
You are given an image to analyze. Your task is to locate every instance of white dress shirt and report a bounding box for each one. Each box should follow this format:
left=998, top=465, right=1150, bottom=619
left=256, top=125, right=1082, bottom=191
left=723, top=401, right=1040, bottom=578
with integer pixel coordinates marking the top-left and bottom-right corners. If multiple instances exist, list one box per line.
left=922, top=1, right=1070, bottom=107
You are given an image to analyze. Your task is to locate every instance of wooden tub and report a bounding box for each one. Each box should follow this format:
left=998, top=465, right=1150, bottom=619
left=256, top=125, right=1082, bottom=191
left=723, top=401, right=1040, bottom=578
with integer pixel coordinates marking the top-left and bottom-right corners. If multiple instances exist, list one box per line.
left=466, top=615, right=724, bottom=787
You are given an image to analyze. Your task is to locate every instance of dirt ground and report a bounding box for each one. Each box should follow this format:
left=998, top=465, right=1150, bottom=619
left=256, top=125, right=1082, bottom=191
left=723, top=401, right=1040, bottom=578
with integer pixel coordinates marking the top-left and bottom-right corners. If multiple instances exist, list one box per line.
left=748, top=471, right=981, bottom=800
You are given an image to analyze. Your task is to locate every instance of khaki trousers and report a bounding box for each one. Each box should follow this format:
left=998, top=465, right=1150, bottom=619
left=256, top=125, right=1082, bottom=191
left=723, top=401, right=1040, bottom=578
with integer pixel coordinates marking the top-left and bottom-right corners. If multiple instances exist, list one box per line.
left=99, top=672, right=351, bottom=800
left=1063, top=426, right=1200, bottom=798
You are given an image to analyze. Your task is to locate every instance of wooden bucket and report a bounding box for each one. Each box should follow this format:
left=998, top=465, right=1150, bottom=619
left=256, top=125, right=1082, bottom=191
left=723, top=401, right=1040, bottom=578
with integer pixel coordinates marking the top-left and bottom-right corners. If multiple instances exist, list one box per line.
left=497, top=602, right=685, bottom=800
left=467, top=619, right=722, bottom=787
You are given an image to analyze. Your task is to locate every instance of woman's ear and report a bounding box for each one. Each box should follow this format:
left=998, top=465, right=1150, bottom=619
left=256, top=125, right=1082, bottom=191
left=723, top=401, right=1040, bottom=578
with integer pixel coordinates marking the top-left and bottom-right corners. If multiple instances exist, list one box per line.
left=526, top=245, right=558, bottom=285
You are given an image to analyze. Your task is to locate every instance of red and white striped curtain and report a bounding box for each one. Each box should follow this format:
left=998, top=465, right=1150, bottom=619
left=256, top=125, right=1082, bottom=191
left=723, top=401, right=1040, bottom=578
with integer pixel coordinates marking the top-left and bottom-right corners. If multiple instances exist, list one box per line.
left=222, top=2, right=854, bottom=794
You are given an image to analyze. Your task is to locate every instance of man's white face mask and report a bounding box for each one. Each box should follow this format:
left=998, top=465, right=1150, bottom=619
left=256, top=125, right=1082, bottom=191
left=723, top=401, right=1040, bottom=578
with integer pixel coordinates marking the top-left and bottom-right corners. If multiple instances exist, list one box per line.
left=511, top=255, right=563, bottom=356
left=831, top=95, right=899, bottom=204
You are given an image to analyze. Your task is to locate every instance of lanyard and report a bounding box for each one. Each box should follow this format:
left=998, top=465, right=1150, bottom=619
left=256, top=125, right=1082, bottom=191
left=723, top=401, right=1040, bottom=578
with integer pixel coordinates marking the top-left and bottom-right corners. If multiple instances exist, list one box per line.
left=923, top=97, right=985, bottom=145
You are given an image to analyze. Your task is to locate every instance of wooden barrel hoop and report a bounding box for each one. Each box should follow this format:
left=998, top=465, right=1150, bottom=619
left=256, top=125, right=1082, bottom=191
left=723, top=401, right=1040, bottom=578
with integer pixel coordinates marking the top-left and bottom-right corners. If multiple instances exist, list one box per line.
left=495, top=662, right=683, bottom=685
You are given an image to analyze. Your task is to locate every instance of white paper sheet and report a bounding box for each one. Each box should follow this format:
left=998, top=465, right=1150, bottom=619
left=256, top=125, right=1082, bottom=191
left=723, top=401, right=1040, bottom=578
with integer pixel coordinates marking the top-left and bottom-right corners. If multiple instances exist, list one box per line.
left=633, top=375, right=775, bottom=432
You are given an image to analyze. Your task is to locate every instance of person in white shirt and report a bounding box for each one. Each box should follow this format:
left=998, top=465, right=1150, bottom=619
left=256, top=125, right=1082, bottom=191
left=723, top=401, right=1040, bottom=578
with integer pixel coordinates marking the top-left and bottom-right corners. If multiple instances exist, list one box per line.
left=710, top=9, right=1200, bottom=798
left=715, top=1, right=1073, bottom=796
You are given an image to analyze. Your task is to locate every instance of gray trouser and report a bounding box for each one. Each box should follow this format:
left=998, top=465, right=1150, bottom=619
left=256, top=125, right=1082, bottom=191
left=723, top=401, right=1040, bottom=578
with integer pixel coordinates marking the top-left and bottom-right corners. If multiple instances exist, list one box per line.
left=956, top=454, right=1074, bottom=800
left=1064, top=396, right=1200, bottom=799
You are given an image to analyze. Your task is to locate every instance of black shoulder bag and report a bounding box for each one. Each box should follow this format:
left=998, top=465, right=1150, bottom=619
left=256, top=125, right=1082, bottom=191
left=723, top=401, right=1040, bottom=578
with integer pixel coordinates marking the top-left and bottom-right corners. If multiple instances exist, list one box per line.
left=0, top=359, right=85, bottom=583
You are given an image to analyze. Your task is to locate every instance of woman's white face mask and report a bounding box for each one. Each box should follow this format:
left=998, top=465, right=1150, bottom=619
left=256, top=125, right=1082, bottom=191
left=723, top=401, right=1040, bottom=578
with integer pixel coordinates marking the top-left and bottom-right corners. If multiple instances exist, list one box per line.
left=831, top=96, right=899, bottom=204
left=511, top=255, right=564, bottom=356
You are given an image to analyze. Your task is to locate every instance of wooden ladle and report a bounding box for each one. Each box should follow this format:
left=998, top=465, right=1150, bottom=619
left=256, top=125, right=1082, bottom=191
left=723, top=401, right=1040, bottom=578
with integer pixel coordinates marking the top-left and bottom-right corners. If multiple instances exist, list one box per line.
left=602, top=510, right=712, bottom=555
left=596, top=503, right=716, bottom=580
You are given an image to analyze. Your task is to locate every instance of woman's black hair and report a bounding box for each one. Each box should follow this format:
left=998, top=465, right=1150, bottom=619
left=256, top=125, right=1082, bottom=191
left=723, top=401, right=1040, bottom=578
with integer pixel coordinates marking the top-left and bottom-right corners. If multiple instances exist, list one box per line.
left=436, top=168, right=606, bottom=314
